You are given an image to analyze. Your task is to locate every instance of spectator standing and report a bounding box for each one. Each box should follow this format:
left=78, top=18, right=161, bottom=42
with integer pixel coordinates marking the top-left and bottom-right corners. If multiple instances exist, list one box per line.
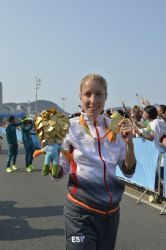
left=135, top=105, right=166, bottom=151
left=21, top=117, right=35, bottom=172
left=0, top=126, right=3, bottom=151
left=157, top=104, right=166, bottom=122
left=0, top=135, right=3, bottom=151
left=5, top=116, right=21, bottom=173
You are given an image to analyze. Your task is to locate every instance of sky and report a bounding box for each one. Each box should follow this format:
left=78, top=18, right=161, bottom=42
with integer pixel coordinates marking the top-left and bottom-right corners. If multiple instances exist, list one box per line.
left=0, top=0, right=166, bottom=114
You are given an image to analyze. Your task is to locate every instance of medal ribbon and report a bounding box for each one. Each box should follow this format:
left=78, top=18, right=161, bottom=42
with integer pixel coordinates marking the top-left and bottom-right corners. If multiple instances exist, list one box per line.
left=79, top=115, right=116, bottom=141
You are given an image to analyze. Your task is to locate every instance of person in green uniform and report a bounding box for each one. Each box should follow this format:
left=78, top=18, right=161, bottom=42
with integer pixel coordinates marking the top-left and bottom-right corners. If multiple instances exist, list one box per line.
left=5, top=116, right=21, bottom=173
left=21, top=117, right=35, bottom=172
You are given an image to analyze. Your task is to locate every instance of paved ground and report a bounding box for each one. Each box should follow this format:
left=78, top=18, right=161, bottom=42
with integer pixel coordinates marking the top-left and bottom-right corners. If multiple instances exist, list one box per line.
left=0, top=140, right=166, bottom=250
left=0, top=141, right=67, bottom=250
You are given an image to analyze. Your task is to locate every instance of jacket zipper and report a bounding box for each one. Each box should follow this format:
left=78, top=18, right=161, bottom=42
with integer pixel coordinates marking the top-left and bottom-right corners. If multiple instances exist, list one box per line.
left=94, top=119, right=112, bottom=206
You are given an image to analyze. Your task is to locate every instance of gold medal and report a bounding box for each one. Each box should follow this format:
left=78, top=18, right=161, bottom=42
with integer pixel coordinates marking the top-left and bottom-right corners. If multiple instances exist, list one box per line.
left=110, top=112, right=123, bottom=133
left=48, top=120, right=56, bottom=126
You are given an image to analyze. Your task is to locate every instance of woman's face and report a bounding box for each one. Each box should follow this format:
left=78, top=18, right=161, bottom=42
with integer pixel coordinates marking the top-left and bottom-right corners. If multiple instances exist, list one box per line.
left=162, top=138, right=166, bottom=147
left=142, top=110, right=149, bottom=120
left=80, top=79, right=106, bottom=118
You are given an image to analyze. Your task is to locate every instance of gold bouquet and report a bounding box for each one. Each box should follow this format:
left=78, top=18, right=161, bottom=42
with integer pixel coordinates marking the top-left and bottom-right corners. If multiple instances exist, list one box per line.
left=35, top=108, right=70, bottom=144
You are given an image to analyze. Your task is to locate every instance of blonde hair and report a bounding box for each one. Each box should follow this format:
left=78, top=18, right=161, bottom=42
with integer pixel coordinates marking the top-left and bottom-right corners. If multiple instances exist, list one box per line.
left=80, top=73, right=108, bottom=96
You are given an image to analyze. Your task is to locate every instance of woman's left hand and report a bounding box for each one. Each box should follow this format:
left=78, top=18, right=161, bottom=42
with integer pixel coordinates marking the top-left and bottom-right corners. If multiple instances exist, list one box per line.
left=119, top=119, right=134, bottom=144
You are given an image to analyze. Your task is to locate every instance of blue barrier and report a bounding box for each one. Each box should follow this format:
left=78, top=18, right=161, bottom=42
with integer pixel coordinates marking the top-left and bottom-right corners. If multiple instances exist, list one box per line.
left=164, top=153, right=166, bottom=198
left=31, top=133, right=41, bottom=149
left=0, top=126, right=41, bottom=149
left=0, top=127, right=6, bottom=136
left=16, top=129, right=41, bottom=149
left=116, top=138, right=159, bottom=191
left=16, top=129, right=22, bottom=143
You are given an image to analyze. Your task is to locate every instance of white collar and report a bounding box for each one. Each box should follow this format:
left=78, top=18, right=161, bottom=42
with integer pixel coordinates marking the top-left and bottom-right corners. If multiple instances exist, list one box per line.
left=81, top=112, right=106, bottom=124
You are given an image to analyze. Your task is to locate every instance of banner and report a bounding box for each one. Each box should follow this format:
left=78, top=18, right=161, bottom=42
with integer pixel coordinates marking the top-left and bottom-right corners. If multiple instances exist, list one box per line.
left=116, top=138, right=159, bottom=191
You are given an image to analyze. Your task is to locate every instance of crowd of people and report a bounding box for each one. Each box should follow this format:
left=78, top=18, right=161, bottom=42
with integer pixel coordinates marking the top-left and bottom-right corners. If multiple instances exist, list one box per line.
left=0, top=73, right=166, bottom=250
left=106, top=102, right=166, bottom=204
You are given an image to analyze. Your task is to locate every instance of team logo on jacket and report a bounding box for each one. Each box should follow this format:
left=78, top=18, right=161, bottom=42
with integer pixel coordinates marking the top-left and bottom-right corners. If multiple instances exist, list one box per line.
left=77, top=132, right=85, bottom=139
left=71, top=235, right=85, bottom=243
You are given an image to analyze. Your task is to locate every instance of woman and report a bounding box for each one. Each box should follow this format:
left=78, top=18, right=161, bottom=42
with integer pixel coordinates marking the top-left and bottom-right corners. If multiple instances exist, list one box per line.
left=55, top=73, right=136, bottom=250
left=135, top=105, right=166, bottom=151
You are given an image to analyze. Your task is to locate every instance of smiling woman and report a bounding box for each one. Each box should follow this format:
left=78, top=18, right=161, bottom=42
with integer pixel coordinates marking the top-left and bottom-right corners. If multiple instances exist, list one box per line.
left=52, top=73, right=136, bottom=250
left=79, top=74, right=107, bottom=118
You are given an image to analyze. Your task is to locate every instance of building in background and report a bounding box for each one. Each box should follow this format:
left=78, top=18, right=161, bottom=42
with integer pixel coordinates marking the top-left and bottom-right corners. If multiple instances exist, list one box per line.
left=0, top=81, right=68, bottom=120
left=0, top=82, right=3, bottom=114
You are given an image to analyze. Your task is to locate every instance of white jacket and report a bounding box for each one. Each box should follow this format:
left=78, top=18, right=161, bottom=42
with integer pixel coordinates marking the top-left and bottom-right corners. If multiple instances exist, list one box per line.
left=60, top=113, right=135, bottom=213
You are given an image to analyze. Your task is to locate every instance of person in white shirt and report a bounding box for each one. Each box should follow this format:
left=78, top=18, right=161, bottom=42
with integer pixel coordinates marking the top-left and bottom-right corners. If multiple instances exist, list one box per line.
left=134, top=105, right=166, bottom=203
left=157, top=104, right=166, bottom=123
left=135, top=105, right=166, bottom=152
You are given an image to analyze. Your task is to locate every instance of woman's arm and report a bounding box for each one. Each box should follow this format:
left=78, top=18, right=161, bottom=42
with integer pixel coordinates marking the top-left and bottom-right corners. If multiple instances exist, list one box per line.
left=124, top=140, right=136, bottom=171
left=119, top=119, right=136, bottom=172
